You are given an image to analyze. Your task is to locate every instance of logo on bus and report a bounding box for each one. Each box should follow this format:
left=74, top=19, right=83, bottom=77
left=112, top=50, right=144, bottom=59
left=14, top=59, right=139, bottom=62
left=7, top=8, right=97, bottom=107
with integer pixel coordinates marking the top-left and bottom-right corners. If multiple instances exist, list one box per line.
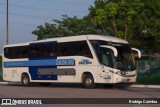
left=79, top=59, right=92, bottom=64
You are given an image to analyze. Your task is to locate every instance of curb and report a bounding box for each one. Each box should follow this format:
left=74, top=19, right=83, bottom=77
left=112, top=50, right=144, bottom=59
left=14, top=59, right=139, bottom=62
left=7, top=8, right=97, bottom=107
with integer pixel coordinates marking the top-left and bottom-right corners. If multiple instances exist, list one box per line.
left=0, top=82, right=160, bottom=89
left=130, top=84, right=160, bottom=89
left=0, top=82, right=21, bottom=85
left=0, top=82, right=8, bottom=84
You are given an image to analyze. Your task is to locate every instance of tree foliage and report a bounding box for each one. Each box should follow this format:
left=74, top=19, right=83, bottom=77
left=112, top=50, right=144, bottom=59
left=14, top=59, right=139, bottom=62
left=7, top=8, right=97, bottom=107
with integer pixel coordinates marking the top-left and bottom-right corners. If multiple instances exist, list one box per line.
left=90, top=0, right=145, bottom=41
left=32, top=15, right=102, bottom=40
left=32, top=0, right=160, bottom=53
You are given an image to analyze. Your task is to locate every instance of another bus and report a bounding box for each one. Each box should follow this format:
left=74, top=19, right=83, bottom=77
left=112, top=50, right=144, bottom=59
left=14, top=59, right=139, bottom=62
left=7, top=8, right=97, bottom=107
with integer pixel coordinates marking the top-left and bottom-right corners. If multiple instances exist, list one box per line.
left=2, top=35, right=141, bottom=88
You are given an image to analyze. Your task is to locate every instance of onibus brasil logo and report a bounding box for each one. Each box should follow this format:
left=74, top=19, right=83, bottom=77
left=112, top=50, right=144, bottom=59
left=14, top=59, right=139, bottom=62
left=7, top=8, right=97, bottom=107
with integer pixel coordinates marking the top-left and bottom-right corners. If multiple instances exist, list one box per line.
left=1, top=99, right=42, bottom=105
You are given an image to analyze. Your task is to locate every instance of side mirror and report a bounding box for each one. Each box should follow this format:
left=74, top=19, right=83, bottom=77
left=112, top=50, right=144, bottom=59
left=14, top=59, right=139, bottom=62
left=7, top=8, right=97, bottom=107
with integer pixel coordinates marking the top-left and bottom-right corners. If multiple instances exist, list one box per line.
left=100, top=45, right=118, bottom=57
left=131, top=48, right=141, bottom=58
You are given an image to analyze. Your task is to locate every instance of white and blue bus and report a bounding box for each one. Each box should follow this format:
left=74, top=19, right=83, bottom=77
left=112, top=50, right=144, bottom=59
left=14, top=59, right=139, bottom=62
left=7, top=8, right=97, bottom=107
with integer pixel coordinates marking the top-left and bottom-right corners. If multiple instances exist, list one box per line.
left=2, top=35, right=141, bottom=88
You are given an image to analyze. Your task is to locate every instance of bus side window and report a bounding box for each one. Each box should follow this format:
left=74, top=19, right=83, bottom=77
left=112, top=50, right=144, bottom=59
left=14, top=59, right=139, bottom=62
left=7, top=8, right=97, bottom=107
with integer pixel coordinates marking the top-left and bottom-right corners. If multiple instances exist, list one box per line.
left=68, top=42, right=77, bottom=56
left=100, top=48, right=113, bottom=67
left=29, top=42, right=57, bottom=58
left=57, top=43, right=68, bottom=56
left=18, top=47, right=29, bottom=58
left=42, top=43, right=57, bottom=57
left=56, top=41, right=92, bottom=58
left=77, top=41, right=93, bottom=58
left=30, top=48, right=39, bottom=58
left=50, top=45, right=57, bottom=56
left=4, top=46, right=29, bottom=59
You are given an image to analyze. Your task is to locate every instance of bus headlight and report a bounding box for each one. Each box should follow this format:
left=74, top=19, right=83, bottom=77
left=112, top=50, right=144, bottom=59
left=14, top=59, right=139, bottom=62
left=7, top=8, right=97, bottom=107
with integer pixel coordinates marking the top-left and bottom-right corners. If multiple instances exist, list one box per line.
left=110, top=69, right=121, bottom=75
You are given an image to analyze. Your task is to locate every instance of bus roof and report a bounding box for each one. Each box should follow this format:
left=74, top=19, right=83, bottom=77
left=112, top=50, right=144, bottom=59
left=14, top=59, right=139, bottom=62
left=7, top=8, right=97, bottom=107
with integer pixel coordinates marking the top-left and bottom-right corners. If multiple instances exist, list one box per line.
left=4, top=35, right=128, bottom=47
left=87, top=35, right=128, bottom=43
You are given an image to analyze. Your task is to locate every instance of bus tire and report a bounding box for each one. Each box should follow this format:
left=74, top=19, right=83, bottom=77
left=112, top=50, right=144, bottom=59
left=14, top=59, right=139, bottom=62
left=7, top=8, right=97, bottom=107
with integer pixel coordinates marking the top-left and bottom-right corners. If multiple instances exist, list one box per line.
left=83, top=74, right=95, bottom=89
left=21, top=74, right=31, bottom=87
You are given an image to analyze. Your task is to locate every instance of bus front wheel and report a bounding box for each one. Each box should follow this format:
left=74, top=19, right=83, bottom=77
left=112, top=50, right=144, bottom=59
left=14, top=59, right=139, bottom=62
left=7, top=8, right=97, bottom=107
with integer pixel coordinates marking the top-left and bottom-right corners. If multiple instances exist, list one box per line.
left=83, top=74, right=95, bottom=89
left=21, top=74, right=31, bottom=87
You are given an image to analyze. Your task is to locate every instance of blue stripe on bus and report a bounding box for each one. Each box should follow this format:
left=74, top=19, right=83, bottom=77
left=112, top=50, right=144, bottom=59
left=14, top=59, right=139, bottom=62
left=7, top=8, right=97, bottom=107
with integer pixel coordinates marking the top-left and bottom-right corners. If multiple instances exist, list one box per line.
left=3, top=59, right=75, bottom=67
left=3, top=59, right=57, bottom=67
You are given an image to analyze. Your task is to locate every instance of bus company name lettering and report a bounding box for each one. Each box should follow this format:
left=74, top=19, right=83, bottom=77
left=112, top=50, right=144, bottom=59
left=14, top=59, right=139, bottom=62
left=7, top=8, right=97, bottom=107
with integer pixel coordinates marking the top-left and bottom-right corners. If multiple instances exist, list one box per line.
left=56, top=59, right=75, bottom=66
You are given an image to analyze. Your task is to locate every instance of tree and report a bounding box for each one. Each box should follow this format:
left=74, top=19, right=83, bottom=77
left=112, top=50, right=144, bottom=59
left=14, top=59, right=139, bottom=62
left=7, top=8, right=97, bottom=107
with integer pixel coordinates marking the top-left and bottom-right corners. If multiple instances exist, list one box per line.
left=32, top=15, right=102, bottom=40
left=89, top=0, right=144, bottom=42
left=89, top=0, right=160, bottom=53
left=134, top=0, right=160, bottom=52
left=32, top=0, right=160, bottom=53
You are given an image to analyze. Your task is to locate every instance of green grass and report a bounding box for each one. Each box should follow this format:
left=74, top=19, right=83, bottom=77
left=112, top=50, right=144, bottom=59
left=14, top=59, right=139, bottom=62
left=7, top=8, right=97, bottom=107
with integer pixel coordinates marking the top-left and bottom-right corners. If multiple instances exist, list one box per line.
left=136, top=73, right=160, bottom=85
left=0, top=74, right=2, bottom=81
left=0, top=56, right=2, bottom=69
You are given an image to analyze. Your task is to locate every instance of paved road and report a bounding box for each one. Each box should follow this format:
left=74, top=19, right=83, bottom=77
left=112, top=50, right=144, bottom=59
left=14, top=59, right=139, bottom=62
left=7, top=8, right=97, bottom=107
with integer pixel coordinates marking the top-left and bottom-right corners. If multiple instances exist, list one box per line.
left=0, top=83, right=160, bottom=107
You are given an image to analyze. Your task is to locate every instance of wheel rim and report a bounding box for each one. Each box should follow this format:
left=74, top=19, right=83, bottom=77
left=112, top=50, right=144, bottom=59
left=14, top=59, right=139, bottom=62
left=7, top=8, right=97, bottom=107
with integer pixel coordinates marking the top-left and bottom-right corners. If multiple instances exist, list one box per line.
left=85, top=78, right=92, bottom=85
left=23, top=77, right=29, bottom=85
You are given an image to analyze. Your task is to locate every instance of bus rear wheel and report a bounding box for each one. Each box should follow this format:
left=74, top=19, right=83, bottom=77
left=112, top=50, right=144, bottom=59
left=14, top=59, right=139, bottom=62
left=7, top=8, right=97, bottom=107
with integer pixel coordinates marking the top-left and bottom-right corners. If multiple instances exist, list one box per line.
left=83, top=74, right=95, bottom=89
left=21, top=74, right=31, bottom=87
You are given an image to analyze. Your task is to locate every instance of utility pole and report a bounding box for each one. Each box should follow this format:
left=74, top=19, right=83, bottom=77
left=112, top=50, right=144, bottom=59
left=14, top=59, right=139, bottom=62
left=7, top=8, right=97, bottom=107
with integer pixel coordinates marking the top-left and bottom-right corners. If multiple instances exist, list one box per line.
left=6, top=0, right=9, bottom=45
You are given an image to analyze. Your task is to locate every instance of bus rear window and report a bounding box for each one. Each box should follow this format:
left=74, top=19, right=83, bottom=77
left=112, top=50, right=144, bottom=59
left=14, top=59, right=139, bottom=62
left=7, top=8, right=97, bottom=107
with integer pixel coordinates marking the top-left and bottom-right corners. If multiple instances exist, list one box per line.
left=4, top=46, right=29, bottom=59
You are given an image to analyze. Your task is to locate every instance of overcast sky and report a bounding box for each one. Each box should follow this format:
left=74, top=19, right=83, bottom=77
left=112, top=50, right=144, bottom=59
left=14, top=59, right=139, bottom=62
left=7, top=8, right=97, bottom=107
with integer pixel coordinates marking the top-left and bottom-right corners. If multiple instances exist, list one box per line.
left=0, top=0, right=94, bottom=53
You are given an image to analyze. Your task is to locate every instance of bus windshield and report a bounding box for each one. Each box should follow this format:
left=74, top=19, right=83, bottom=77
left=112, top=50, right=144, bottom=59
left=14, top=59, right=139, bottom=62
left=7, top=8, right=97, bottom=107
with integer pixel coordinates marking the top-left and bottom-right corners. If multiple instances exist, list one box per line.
left=113, top=44, right=136, bottom=71
left=90, top=40, right=136, bottom=71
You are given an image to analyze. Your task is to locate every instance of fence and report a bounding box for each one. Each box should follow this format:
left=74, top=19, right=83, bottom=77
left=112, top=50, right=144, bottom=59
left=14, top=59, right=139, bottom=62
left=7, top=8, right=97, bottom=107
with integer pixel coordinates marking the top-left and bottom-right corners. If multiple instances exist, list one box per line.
left=136, top=54, right=160, bottom=73
left=0, top=55, right=2, bottom=81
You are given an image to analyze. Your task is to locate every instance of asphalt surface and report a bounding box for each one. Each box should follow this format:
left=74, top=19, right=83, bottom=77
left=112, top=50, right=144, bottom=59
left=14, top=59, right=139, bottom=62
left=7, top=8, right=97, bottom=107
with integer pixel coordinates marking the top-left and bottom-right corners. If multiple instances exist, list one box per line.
left=0, top=83, right=160, bottom=107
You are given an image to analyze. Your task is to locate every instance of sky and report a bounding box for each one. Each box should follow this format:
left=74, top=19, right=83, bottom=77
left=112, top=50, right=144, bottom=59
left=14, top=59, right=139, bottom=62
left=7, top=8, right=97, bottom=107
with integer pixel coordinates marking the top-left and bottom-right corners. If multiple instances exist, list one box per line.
left=0, top=0, right=94, bottom=53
